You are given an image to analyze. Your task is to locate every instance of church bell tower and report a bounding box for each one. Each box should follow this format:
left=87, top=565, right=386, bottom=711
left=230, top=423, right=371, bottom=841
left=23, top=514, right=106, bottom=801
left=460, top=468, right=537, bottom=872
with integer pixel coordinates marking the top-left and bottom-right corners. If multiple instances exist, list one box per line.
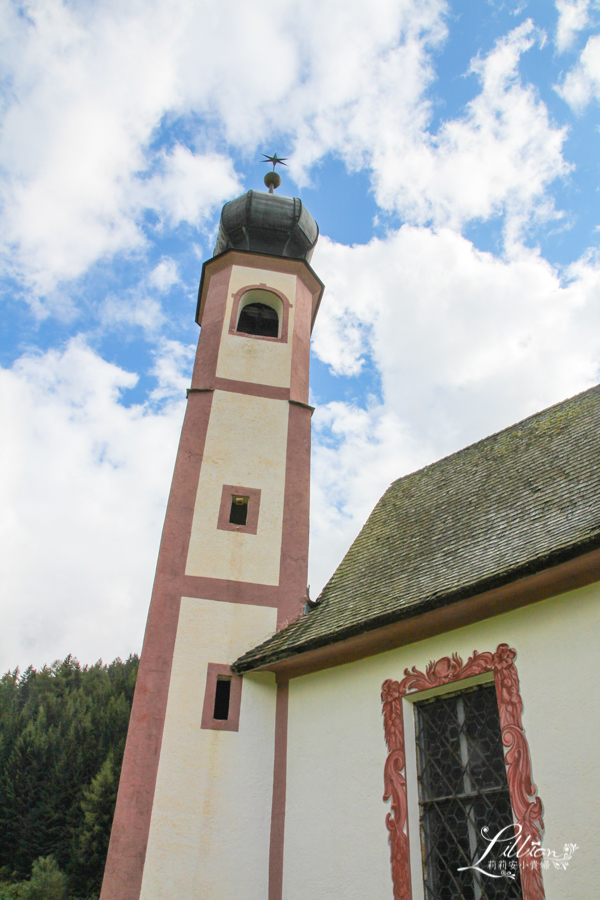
left=100, top=164, right=323, bottom=900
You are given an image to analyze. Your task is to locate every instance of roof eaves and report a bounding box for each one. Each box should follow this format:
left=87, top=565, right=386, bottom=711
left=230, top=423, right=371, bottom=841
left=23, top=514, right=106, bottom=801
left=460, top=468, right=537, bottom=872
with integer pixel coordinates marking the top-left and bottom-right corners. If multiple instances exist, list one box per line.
left=233, top=530, right=600, bottom=674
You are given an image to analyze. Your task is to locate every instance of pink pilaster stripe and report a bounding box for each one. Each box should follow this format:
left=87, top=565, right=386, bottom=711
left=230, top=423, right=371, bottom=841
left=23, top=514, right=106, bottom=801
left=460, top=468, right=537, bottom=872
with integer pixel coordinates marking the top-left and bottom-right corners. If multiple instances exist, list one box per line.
left=268, top=679, right=289, bottom=900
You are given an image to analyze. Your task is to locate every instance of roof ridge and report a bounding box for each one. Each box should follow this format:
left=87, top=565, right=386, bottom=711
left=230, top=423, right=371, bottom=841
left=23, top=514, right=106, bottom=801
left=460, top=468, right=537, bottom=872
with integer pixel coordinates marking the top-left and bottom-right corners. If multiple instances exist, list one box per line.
left=386, top=381, right=600, bottom=492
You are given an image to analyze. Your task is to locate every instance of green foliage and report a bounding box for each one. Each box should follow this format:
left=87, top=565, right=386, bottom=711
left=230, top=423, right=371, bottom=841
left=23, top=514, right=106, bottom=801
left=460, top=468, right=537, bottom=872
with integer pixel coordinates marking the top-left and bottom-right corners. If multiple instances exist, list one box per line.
left=0, top=856, right=68, bottom=900
left=0, top=655, right=138, bottom=898
left=19, top=857, right=68, bottom=900
left=71, top=754, right=118, bottom=897
left=0, top=869, right=21, bottom=899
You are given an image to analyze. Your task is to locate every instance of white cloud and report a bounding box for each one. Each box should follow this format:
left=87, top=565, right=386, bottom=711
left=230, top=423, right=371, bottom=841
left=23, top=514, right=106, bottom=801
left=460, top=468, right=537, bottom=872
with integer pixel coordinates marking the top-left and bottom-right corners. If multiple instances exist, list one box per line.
left=0, top=1, right=573, bottom=302
left=97, top=253, right=188, bottom=338
left=370, top=22, right=569, bottom=240
left=98, top=258, right=181, bottom=337
left=140, top=146, right=240, bottom=230
left=149, top=257, right=180, bottom=292
left=556, top=33, right=600, bottom=109
left=99, top=292, right=165, bottom=335
left=308, top=228, right=600, bottom=590
left=149, top=339, right=196, bottom=403
left=555, top=0, right=595, bottom=52
left=309, top=237, right=378, bottom=377
left=0, top=1, right=243, bottom=296
left=0, top=339, right=186, bottom=671
left=314, top=228, right=600, bottom=448
left=277, top=0, right=448, bottom=178
left=0, top=0, right=447, bottom=298
left=309, top=400, right=421, bottom=595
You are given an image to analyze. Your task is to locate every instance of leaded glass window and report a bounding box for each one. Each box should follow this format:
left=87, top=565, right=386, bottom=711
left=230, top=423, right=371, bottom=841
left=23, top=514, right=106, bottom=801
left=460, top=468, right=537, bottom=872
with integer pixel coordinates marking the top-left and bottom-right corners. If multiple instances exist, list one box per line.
left=414, top=683, right=523, bottom=900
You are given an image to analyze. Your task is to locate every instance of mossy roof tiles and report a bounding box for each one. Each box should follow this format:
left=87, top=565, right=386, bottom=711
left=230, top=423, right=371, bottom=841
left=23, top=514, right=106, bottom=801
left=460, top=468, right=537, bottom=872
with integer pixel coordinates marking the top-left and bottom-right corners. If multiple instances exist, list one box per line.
left=234, top=384, right=600, bottom=672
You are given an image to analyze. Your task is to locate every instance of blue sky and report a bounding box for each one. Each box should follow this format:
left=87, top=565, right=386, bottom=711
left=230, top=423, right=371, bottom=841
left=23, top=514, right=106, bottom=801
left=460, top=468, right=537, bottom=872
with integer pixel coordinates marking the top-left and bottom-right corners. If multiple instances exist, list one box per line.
left=1, top=0, right=600, bottom=670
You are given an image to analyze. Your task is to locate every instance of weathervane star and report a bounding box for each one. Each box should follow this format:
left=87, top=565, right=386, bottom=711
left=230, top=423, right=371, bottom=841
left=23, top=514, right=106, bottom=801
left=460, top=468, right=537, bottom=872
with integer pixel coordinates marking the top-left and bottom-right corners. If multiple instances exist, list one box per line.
left=262, top=153, right=288, bottom=170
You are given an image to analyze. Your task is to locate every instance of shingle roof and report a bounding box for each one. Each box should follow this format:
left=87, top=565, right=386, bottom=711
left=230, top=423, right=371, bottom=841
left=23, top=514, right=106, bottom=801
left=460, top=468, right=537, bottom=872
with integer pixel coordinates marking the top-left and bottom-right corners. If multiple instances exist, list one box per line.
left=234, top=384, right=600, bottom=673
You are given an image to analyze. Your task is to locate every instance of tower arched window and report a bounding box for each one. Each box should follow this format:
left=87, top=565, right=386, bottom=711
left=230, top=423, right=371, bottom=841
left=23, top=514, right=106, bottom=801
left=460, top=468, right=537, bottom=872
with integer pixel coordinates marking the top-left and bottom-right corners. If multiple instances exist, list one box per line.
left=235, top=288, right=283, bottom=339
left=237, top=302, right=279, bottom=338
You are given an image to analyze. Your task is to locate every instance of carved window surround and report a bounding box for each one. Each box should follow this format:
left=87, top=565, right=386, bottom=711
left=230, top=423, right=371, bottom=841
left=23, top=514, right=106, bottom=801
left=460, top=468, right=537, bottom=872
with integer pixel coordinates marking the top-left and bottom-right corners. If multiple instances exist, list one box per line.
left=381, top=644, right=545, bottom=900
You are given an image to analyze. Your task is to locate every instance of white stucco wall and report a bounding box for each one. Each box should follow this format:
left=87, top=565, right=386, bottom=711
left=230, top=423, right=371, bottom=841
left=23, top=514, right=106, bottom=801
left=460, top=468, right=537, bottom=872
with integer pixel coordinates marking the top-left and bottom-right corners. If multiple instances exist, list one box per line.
left=140, top=596, right=278, bottom=900
left=283, top=581, right=600, bottom=900
left=216, top=265, right=296, bottom=388
left=186, top=390, right=288, bottom=584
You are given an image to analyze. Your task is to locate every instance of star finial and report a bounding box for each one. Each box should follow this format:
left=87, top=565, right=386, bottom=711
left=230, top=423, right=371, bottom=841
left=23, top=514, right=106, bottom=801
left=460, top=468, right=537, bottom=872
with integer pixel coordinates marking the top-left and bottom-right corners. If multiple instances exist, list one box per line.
left=262, top=153, right=287, bottom=192
left=262, top=152, right=288, bottom=171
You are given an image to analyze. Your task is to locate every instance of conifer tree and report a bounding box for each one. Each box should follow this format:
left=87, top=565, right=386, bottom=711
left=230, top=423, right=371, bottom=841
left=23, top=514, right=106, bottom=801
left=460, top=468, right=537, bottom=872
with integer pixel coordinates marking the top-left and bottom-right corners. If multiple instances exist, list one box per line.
left=71, top=753, right=119, bottom=897
left=0, top=655, right=138, bottom=893
left=19, top=857, right=68, bottom=900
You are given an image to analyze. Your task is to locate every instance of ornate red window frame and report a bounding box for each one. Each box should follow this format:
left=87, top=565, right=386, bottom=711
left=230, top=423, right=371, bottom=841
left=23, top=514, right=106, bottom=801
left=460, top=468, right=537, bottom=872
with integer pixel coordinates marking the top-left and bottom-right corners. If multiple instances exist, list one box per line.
left=381, top=643, right=545, bottom=900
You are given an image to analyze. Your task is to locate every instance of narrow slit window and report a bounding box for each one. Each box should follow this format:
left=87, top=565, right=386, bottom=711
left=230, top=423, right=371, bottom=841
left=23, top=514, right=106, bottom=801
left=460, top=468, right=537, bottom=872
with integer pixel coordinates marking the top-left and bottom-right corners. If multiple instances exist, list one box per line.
left=229, top=495, right=249, bottom=526
left=201, top=664, right=242, bottom=731
left=213, top=677, right=231, bottom=720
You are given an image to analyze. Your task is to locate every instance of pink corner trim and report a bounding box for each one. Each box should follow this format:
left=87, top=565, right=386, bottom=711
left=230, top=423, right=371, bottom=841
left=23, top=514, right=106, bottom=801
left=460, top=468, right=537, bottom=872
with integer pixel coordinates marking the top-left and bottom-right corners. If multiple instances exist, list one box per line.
left=100, top=390, right=215, bottom=900
left=381, top=644, right=545, bottom=900
left=201, top=663, right=243, bottom=732
left=217, top=484, right=262, bottom=535
left=268, top=678, right=289, bottom=900
left=276, top=402, right=311, bottom=629
left=229, top=283, right=291, bottom=344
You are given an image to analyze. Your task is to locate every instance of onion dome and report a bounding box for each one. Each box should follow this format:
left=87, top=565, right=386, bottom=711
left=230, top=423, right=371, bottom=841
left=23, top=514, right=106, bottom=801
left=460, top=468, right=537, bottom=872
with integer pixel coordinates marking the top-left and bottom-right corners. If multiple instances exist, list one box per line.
left=213, top=190, right=318, bottom=262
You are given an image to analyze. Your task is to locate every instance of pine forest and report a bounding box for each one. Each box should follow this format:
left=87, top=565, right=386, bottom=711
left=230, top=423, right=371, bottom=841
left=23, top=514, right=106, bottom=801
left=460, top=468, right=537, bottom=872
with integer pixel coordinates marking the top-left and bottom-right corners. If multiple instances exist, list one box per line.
left=0, top=655, right=138, bottom=899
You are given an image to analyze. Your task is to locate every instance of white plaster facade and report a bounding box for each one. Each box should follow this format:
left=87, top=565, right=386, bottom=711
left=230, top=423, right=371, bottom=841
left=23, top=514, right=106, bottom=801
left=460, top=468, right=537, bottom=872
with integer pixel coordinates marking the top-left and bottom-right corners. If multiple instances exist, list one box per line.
left=140, top=598, right=277, bottom=900
left=282, top=581, right=600, bottom=900
left=216, top=265, right=296, bottom=387
left=185, top=391, right=289, bottom=585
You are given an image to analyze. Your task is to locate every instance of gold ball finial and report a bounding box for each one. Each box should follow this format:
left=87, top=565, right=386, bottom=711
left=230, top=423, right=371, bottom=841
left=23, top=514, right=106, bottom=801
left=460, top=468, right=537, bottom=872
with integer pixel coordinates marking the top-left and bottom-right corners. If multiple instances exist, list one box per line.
left=262, top=153, right=287, bottom=193
left=264, top=170, right=281, bottom=192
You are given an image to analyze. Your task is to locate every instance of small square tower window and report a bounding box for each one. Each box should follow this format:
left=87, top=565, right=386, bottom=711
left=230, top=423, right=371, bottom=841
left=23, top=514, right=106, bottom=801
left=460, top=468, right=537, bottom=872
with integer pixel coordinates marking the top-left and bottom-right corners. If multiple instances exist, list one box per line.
left=217, top=484, right=261, bottom=534
left=229, top=495, right=249, bottom=526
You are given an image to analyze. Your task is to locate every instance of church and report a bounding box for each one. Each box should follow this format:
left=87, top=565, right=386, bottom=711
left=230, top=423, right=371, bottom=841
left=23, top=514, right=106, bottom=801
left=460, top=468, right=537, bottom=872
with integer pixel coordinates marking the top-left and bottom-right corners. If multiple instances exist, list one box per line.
left=99, top=170, right=600, bottom=900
